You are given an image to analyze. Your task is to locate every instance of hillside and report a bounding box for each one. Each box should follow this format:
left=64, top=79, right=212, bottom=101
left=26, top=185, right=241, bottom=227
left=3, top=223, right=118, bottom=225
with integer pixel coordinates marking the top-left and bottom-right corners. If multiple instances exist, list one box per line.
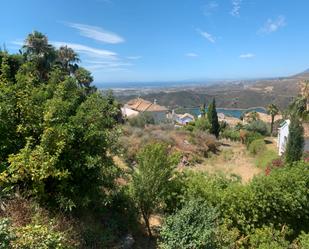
left=115, top=72, right=309, bottom=109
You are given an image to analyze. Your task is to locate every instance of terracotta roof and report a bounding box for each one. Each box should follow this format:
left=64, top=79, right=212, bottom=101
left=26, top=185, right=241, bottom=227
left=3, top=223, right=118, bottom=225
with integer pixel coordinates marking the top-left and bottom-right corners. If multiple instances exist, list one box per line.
left=126, top=98, right=168, bottom=112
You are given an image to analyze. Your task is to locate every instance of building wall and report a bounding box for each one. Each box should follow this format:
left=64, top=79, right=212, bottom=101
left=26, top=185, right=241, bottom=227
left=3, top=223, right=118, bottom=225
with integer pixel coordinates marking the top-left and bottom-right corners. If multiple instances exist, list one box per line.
left=277, top=121, right=290, bottom=156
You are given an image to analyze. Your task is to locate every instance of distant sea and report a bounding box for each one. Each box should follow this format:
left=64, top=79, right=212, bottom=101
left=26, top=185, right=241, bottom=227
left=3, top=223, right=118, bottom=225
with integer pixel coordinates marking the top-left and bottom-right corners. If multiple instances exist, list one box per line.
left=97, top=81, right=214, bottom=89
left=188, top=107, right=267, bottom=119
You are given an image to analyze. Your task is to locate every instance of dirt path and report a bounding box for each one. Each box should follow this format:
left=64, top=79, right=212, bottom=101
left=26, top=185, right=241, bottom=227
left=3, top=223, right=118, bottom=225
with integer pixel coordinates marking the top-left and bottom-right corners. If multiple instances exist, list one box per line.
left=191, top=139, right=262, bottom=183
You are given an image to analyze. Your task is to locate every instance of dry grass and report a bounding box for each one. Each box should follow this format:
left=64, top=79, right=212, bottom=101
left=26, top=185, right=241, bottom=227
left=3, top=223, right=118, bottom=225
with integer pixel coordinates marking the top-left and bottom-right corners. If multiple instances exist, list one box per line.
left=191, top=139, right=262, bottom=183
left=119, top=125, right=220, bottom=164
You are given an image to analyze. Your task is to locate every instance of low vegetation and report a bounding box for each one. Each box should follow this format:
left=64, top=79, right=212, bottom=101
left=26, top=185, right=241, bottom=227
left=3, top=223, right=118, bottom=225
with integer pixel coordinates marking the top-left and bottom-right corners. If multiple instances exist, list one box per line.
left=0, top=31, right=308, bottom=248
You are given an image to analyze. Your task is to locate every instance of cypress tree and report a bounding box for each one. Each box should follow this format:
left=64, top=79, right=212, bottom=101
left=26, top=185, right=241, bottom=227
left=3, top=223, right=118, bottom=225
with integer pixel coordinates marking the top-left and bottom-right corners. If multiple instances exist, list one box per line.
left=207, top=98, right=220, bottom=138
left=285, top=117, right=304, bottom=164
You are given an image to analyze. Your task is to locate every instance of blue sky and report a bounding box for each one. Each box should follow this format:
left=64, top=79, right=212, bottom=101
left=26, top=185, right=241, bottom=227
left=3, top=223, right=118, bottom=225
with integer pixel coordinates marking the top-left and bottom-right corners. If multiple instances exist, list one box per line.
left=1, top=0, right=309, bottom=84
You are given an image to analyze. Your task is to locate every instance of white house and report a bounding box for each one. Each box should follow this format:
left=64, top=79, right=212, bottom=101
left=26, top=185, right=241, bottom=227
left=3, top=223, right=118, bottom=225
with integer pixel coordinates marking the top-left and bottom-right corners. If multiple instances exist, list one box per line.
left=123, top=98, right=168, bottom=123
left=277, top=120, right=290, bottom=156
left=121, top=105, right=139, bottom=118
left=175, top=113, right=195, bottom=125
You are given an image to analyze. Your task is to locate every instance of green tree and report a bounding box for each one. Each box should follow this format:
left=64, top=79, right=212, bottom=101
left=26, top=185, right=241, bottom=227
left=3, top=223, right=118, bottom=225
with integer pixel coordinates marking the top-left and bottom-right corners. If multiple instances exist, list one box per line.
left=74, top=67, right=93, bottom=88
left=207, top=98, right=220, bottom=138
left=56, top=46, right=80, bottom=74
left=0, top=33, right=120, bottom=211
left=289, top=96, right=309, bottom=121
left=0, top=53, right=11, bottom=83
left=131, top=143, right=179, bottom=236
left=22, top=31, right=56, bottom=80
left=285, top=117, right=304, bottom=164
left=267, top=103, right=279, bottom=135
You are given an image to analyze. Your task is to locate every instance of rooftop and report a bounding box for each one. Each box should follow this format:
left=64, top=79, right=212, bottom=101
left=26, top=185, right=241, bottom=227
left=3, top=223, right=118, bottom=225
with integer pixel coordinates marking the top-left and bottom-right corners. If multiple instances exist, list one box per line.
left=127, top=98, right=168, bottom=112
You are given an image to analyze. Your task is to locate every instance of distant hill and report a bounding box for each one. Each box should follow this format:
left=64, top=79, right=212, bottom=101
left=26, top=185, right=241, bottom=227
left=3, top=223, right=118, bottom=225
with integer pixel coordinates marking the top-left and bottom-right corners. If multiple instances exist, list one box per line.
left=115, top=69, right=309, bottom=110
left=294, top=68, right=309, bottom=79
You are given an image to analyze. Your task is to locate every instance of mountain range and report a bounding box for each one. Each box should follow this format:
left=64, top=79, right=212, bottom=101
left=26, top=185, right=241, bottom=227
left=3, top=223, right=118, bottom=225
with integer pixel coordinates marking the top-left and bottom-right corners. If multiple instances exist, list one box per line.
left=114, top=69, right=309, bottom=110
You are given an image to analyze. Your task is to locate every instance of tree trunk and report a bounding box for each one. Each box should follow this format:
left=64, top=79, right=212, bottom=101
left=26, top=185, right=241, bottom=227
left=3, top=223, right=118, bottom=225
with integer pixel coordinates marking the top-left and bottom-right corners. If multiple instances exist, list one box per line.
left=271, top=116, right=274, bottom=136
left=141, top=210, right=152, bottom=237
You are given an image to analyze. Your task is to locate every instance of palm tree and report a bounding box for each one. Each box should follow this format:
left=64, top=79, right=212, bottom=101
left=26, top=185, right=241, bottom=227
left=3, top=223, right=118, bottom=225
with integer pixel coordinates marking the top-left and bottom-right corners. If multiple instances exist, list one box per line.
left=288, top=96, right=309, bottom=121
left=74, top=67, right=93, bottom=88
left=57, top=46, right=80, bottom=74
left=23, top=31, right=54, bottom=59
left=23, top=31, right=56, bottom=80
left=267, top=103, right=279, bottom=136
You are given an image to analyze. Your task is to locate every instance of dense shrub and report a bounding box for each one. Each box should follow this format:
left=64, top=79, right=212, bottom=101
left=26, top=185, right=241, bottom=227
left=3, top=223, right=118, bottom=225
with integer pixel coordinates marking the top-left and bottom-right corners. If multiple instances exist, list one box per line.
left=221, top=161, right=309, bottom=234
left=12, top=222, right=70, bottom=249
left=295, top=232, right=309, bottom=249
left=173, top=161, right=309, bottom=240
left=245, top=132, right=264, bottom=148
left=0, top=218, right=15, bottom=249
left=248, top=139, right=266, bottom=155
left=221, top=129, right=241, bottom=141
left=194, top=117, right=210, bottom=131
left=128, top=113, right=155, bottom=128
left=245, top=120, right=270, bottom=136
left=160, top=199, right=219, bottom=249
left=285, top=117, right=305, bottom=164
left=245, top=226, right=290, bottom=249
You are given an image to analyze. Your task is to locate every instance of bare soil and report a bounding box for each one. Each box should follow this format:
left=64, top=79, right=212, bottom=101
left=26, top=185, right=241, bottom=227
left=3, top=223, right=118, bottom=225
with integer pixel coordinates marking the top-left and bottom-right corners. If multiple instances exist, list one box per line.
left=190, top=139, right=262, bottom=183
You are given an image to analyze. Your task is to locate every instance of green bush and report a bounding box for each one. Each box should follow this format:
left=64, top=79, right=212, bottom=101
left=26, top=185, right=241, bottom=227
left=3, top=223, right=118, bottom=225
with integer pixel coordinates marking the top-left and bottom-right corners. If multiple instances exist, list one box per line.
left=245, top=226, right=290, bottom=249
left=12, top=222, right=70, bottom=249
left=0, top=218, right=15, bottom=249
left=221, top=129, right=241, bottom=142
left=194, top=117, right=210, bottom=131
left=0, top=217, right=71, bottom=249
left=245, top=120, right=270, bottom=136
left=249, top=139, right=266, bottom=155
left=295, top=232, right=309, bottom=249
left=245, top=132, right=264, bottom=148
left=128, top=113, right=155, bottom=128
left=221, top=161, right=309, bottom=234
left=160, top=199, right=219, bottom=249
left=174, top=161, right=309, bottom=239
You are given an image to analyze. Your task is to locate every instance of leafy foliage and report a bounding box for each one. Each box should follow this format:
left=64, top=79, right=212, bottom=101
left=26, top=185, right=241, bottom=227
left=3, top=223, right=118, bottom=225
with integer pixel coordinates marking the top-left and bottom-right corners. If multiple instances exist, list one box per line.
left=285, top=117, right=304, bottom=164
left=128, top=112, right=155, bottom=128
left=160, top=199, right=219, bottom=249
left=131, top=143, right=179, bottom=236
left=0, top=32, right=120, bottom=211
left=248, top=139, right=266, bottom=155
left=245, top=120, right=269, bottom=136
left=207, top=98, right=220, bottom=138
left=0, top=218, right=15, bottom=249
left=267, top=103, right=279, bottom=135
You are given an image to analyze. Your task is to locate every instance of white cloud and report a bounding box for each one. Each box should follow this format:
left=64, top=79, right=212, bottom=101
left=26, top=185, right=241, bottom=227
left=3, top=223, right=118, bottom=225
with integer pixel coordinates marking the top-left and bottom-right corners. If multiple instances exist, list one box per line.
left=186, top=53, right=198, bottom=57
left=197, top=29, right=216, bottom=43
left=239, top=53, right=255, bottom=59
left=203, top=1, right=219, bottom=16
left=230, top=0, right=242, bottom=17
left=65, top=22, right=124, bottom=44
left=11, top=40, right=23, bottom=46
left=126, top=56, right=142, bottom=60
left=51, top=41, right=133, bottom=72
left=259, top=16, right=286, bottom=34
left=51, top=41, right=118, bottom=60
